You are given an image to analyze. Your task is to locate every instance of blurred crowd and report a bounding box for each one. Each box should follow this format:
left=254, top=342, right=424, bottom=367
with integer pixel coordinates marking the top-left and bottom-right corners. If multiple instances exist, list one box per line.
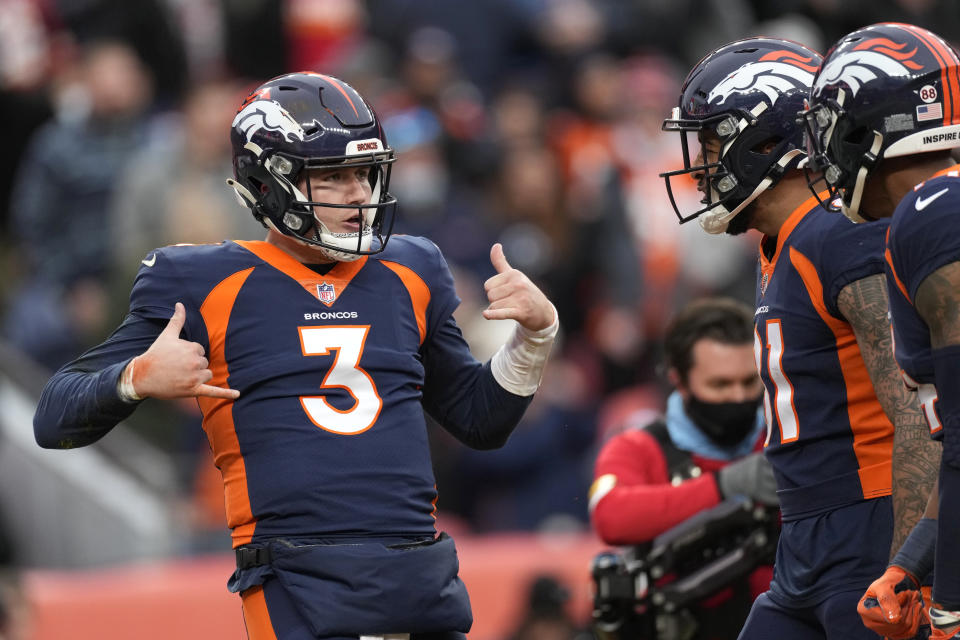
left=1, top=0, right=958, bottom=563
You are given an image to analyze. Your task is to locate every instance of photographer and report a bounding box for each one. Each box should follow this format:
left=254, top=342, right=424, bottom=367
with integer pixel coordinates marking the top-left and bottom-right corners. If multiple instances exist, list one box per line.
left=589, top=298, right=776, bottom=637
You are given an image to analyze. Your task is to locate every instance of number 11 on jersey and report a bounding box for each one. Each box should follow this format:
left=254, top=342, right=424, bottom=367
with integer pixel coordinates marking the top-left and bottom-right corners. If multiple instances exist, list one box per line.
left=755, top=319, right=800, bottom=445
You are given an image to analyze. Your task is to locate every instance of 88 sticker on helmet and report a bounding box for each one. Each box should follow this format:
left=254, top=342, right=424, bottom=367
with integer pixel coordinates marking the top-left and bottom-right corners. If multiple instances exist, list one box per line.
left=802, top=23, right=960, bottom=221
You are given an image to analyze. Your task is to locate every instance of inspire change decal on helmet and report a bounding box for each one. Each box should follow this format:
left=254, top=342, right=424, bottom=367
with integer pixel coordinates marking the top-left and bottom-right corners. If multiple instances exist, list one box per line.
left=708, top=50, right=819, bottom=107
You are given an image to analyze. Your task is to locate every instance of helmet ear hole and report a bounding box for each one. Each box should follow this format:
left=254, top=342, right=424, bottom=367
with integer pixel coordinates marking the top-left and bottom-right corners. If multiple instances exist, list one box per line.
left=247, top=178, right=276, bottom=213
left=842, top=126, right=870, bottom=146
left=750, top=137, right=782, bottom=155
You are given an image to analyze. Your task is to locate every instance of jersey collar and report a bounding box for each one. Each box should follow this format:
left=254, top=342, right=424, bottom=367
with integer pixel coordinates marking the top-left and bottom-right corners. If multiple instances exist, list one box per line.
left=758, top=192, right=824, bottom=292
left=234, top=240, right=368, bottom=306
left=928, top=163, right=960, bottom=181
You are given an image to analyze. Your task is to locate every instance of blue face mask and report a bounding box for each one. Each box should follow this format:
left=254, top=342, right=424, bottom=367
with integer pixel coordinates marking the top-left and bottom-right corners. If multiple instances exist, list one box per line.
left=684, top=393, right=762, bottom=447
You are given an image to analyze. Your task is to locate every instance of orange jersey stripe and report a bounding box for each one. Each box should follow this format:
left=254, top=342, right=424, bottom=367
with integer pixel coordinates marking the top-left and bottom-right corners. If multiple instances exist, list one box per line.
left=789, top=247, right=893, bottom=498
left=885, top=246, right=912, bottom=304
left=198, top=267, right=256, bottom=546
left=380, top=260, right=432, bottom=344
left=241, top=585, right=278, bottom=640
left=759, top=193, right=822, bottom=287
left=929, top=163, right=960, bottom=181
left=236, top=240, right=367, bottom=306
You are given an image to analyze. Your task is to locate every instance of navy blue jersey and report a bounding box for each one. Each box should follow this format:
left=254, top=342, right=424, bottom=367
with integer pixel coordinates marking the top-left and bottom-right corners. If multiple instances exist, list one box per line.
left=753, top=195, right=894, bottom=604
left=755, top=197, right=893, bottom=498
left=886, top=165, right=960, bottom=438
left=35, top=236, right=532, bottom=548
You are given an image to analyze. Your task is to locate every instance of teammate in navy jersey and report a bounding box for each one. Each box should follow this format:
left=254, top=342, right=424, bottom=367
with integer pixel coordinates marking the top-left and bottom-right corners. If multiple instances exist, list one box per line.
left=804, top=22, right=960, bottom=640
left=661, top=37, right=928, bottom=639
left=32, top=72, right=559, bottom=640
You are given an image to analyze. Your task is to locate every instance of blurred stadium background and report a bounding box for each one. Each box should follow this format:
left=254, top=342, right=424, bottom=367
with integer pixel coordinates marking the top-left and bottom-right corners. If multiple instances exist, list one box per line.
left=0, top=1, right=958, bottom=638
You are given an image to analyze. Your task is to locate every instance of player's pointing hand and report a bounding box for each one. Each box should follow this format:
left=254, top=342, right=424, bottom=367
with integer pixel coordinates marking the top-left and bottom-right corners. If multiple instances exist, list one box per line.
left=127, top=302, right=240, bottom=400
left=483, top=243, right=556, bottom=332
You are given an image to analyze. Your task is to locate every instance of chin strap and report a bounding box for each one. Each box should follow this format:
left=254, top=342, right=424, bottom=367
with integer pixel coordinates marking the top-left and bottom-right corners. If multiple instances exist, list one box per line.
left=700, top=148, right=806, bottom=234
left=226, top=178, right=258, bottom=209
left=841, top=130, right=883, bottom=223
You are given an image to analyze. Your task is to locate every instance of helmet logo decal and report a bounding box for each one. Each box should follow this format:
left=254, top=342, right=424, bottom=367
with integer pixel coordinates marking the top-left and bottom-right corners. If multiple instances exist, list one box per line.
left=759, top=49, right=820, bottom=72
left=236, top=86, right=271, bottom=113
left=233, top=99, right=306, bottom=145
left=814, top=38, right=922, bottom=97
left=707, top=58, right=815, bottom=106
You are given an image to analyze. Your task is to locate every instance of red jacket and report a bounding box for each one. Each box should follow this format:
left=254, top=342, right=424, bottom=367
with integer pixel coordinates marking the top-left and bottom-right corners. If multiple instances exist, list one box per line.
left=590, top=426, right=757, bottom=545
left=590, top=423, right=773, bottom=598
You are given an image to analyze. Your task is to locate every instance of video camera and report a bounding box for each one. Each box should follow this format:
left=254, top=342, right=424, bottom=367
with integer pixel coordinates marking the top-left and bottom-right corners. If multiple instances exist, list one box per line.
left=591, top=496, right=779, bottom=640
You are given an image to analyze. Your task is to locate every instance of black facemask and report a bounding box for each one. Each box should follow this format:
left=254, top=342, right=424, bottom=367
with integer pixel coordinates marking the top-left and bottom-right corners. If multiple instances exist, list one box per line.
left=684, top=393, right=762, bottom=447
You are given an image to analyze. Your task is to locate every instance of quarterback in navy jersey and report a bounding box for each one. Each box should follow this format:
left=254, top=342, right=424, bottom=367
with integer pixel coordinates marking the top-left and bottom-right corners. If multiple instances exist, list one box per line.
left=33, top=72, right=559, bottom=640
left=805, top=22, right=960, bottom=640
left=662, top=37, right=927, bottom=639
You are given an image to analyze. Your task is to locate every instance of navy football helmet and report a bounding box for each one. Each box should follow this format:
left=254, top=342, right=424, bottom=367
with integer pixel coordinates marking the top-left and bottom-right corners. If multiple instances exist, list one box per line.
left=228, top=72, right=397, bottom=260
left=803, top=23, right=960, bottom=221
left=661, top=38, right=822, bottom=234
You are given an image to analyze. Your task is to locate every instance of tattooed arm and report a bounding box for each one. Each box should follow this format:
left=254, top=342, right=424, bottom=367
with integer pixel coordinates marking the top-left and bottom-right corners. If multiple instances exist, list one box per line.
left=910, top=261, right=960, bottom=520
left=838, top=273, right=941, bottom=556
left=915, top=262, right=960, bottom=350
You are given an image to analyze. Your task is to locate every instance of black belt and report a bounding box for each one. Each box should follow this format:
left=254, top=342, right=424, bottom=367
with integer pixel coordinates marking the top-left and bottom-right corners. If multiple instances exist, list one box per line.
left=236, top=546, right=272, bottom=569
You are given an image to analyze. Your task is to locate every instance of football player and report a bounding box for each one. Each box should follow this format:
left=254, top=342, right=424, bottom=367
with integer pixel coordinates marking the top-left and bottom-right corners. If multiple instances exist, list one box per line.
left=803, top=22, right=960, bottom=640
left=661, top=37, right=928, bottom=639
left=33, top=72, right=559, bottom=640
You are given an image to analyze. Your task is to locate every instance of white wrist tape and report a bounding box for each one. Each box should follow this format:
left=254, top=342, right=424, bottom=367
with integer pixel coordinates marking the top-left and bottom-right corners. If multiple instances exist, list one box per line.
left=490, top=305, right=559, bottom=396
left=117, top=357, right=143, bottom=402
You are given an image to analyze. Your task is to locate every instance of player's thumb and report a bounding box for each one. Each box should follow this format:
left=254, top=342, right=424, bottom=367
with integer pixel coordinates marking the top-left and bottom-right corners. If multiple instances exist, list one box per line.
left=490, top=243, right=512, bottom=273
left=876, top=591, right=901, bottom=621
left=161, top=302, right=186, bottom=337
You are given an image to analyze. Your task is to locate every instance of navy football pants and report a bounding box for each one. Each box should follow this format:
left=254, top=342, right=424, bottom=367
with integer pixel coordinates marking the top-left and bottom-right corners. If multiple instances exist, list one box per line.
left=241, top=579, right=468, bottom=640
left=737, top=590, right=878, bottom=639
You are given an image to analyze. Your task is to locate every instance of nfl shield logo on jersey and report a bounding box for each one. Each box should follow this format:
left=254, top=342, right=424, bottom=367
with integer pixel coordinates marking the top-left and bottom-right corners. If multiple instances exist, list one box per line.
left=317, top=282, right=336, bottom=303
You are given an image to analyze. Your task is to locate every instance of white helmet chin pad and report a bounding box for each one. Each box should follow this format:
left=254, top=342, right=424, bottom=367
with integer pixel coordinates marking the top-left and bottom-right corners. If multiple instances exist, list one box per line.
left=697, top=157, right=790, bottom=235
left=699, top=204, right=737, bottom=234
left=312, top=219, right=374, bottom=262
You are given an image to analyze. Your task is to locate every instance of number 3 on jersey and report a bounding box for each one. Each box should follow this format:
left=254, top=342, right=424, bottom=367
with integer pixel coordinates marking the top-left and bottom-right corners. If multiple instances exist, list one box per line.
left=298, top=325, right=383, bottom=435
left=754, top=319, right=800, bottom=445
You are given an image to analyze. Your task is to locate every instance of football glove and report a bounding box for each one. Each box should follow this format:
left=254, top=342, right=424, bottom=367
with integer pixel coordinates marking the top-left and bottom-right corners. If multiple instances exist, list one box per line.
left=858, top=566, right=926, bottom=639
